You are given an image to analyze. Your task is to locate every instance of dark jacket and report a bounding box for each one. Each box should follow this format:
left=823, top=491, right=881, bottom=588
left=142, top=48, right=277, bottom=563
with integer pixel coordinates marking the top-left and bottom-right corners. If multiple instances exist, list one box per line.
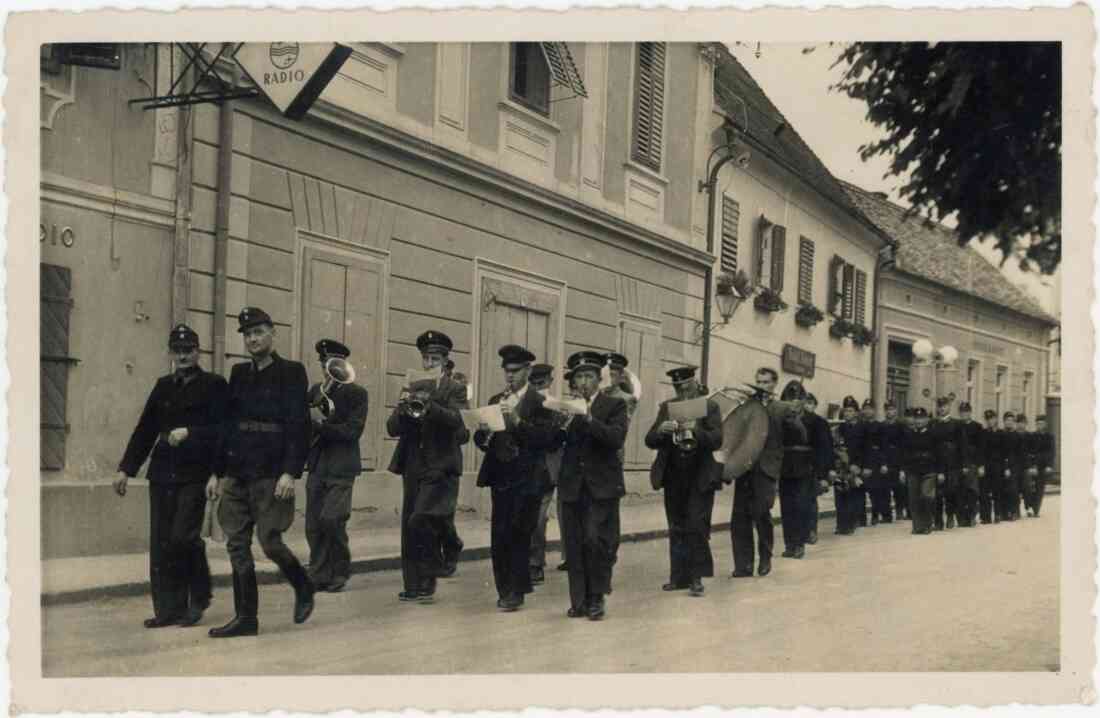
left=838, top=420, right=867, bottom=472
left=958, top=420, right=985, bottom=468
left=218, top=353, right=310, bottom=481
left=755, top=399, right=790, bottom=480
left=880, top=420, right=906, bottom=470
left=474, top=387, right=558, bottom=494
left=981, top=426, right=1004, bottom=473
left=930, top=417, right=963, bottom=470
left=559, top=392, right=629, bottom=502
left=1003, top=430, right=1029, bottom=477
left=803, top=411, right=835, bottom=481
left=307, top=381, right=369, bottom=478
left=900, top=424, right=945, bottom=477
left=1035, top=431, right=1056, bottom=470
left=386, top=376, right=469, bottom=479
left=119, top=369, right=229, bottom=484
left=644, top=396, right=723, bottom=493
left=861, top=419, right=884, bottom=473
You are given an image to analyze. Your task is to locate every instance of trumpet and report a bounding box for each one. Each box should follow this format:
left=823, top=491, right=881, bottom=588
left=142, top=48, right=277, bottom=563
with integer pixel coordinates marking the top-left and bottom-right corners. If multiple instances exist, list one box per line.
left=672, top=421, right=698, bottom=452
left=317, top=356, right=356, bottom=416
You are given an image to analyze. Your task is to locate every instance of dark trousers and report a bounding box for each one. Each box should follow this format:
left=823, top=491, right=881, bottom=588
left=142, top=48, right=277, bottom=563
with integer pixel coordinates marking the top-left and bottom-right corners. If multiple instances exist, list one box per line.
left=811, top=493, right=820, bottom=534
left=219, top=477, right=311, bottom=599
left=934, top=469, right=960, bottom=527
left=149, top=482, right=211, bottom=620
left=998, top=472, right=1020, bottom=520
left=908, top=473, right=938, bottom=533
left=731, top=469, right=776, bottom=571
left=663, top=477, right=716, bottom=584
left=834, top=485, right=859, bottom=534
left=979, top=466, right=997, bottom=522
left=441, top=513, right=463, bottom=565
left=529, top=488, right=555, bottom=569
left=490, top=488, right=541, bottom=598
left=853, top=486, right=869, bottom=526
left=891, top=470, right=909, bottom=519
left=957, top=466, right=980, bottom=526
left=779, top=475, right=813, bottom=550
left=305, top=473, right=355, bottom=586
left=560, top=486, right=620, bottom=610
left=869, top=473, right=894, bottom=521
left=1023, top=469, right=1047, bottom=514
left=400, top=474, right=453, bottom=592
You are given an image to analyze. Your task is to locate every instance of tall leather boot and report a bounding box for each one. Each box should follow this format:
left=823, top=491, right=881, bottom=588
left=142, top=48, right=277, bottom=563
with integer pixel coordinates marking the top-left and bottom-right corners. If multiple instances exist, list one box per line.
left=209, top=569, right=258, bottom=638
left=284, top=558, right=316, bottom=624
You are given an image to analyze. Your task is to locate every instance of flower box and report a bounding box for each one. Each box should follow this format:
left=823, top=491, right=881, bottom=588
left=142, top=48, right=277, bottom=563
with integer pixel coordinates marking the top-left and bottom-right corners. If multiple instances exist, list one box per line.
left=794, top=303, right=825, bottom=328
left=753, top=286, right=789, bottom=314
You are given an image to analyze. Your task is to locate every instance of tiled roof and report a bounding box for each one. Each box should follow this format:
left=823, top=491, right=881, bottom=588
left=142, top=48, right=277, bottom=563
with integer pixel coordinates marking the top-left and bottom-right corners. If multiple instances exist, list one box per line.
left=841, top=181, right=1057, bottom=325
left=712, top=46, right=890, bottom=247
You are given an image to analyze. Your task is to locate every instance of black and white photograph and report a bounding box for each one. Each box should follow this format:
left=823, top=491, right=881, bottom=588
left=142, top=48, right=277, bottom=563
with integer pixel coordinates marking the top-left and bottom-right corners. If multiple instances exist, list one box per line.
left=8, top=6, right=1095, bottom=711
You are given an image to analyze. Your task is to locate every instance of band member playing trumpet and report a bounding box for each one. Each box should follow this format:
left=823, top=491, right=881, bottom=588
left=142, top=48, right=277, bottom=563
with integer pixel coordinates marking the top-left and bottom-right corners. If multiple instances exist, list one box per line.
left=387, top=331, right=469, bottom=604
left=474, top=345, right=559, bottom=611
left=438, top=358, right=466, bottom=577
left=645, top=366, right=723, bottom=597
left=304, top=339, right=368, bottom=593
left=115, top=323, right=227, bottom=629
left=559, top=351, right=629, bottom=620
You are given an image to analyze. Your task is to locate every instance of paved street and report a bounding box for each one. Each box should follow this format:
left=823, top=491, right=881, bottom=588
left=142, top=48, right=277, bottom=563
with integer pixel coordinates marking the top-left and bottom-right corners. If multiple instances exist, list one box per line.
left=44, top=497, right=1058, bottom=676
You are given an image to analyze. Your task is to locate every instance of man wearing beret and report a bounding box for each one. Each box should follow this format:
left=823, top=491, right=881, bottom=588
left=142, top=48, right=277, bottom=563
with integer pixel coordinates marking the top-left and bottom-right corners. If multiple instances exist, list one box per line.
left=304, top=339, right=368, bottom=593
left=527, top=363, right=567, bottom=586
left=559, top=351, right=629, bottom=620
left=210, top=308, right=314, bottom=638
left=930, top=397, right=963, bottom=531
left=880, top=400, right=908, bottom=522
left=897, top=406, right=944, bottom=534
left=387, top=330, right=470, bottom=604
left=473, top=346, right=558, bottom=611
left=979, top=409, right=1002, bottom=524
left=955, top=401, right=985, bottom=527
left=115, top=324, right=227, bottom=628
left=645, top=366, right=722, bottom=596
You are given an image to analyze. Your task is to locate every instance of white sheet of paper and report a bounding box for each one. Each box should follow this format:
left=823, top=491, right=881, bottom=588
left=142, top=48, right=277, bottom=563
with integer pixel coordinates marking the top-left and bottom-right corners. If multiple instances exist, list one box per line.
left=668, top=396, right=709, bottom=422
left=460, top=405, right=506, bottom=432
left=405, top=367, right=441, bottom=387
left=543, top=396, right=588, bottom=415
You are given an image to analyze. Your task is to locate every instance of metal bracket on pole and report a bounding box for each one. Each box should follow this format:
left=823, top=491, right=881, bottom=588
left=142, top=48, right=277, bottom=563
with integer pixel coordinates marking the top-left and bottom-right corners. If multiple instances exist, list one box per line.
left=129, top=43, right=259, bottom=111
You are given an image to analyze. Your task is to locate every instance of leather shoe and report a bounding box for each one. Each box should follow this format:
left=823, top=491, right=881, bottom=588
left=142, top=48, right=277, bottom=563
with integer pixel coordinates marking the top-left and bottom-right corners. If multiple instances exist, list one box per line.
left=325, top=579, right=347, bottom=593
left=499, top=594, right=524, bottom=612
left=688, top=579, right=704, bottom=597
left=781, top=548, right=795, bottom=558
left=793, top=545, right=805, bottom=559
left=144, top=616, right=180, bottom=629
left=208, top=616, right=258, bottom=638
left=567, top=605, right=587, bottom=618
left=757, top=559, right=772, bottom=577
left=730, top=569, right=752, bottom=578
left=398, top=590, right=420, bottom=602
left=294, top=584, right=316, bottom=624
left=587, top=596, right=606, bottom=621
left=530, top=567, right=545, bottom=585
left=662, top=582, right=689, bottom=591
left=557, top=562, right=568, bottom=571
left=806, top=531, right=818, bottom=545
left=177, top=603, right=209, bottom=627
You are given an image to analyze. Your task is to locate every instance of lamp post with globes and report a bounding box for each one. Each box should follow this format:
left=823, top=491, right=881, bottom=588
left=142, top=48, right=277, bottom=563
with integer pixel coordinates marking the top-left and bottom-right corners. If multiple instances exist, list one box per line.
left=910, top=339, right=959, bottom=412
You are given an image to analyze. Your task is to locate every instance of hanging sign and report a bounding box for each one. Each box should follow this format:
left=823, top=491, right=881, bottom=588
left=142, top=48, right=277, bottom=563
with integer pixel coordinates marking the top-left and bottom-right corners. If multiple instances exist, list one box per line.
left=234, top=42, right=353, bottom=120
left=781, top=344, right=816, bottom=379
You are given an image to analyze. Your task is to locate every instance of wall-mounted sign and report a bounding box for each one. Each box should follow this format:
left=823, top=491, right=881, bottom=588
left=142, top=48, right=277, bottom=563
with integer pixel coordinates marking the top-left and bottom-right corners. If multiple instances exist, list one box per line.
left=781, top=344, right=816, bottom=379
left=234, top=42, right=353, bottom=120
left=41, top=223, right=75, bottom=248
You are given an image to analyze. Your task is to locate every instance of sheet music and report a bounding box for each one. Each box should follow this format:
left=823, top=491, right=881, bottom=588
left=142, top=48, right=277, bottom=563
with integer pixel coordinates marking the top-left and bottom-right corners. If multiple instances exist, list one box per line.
left=460, top=404, right=506, bottom=433
left=405, top=367, right=442, bottom=387
left=668, top=396, right=709, bottom=422
left=543, top=396, right=589, bottom=415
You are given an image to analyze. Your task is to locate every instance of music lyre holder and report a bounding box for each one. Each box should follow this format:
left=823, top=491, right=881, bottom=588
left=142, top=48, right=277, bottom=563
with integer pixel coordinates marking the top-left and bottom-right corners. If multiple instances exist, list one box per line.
left=129, top=43, right=260, bottom=111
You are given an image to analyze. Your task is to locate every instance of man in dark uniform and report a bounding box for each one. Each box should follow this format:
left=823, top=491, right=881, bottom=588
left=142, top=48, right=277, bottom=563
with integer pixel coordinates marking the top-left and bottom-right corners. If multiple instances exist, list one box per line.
left=775, top=381, right=826, bottom=559
left=645, top=366, right=722, bottom=596
left=1031, top=415, right=1055, bottom=518
left=556, top=369, right=578, bottom=573
left=305, top=339, right=368, bottom=593
left=438, top=358, right=466, bottom=577
left=559, top=351, right=628, bottom=620
left=528, top=363, right=566, bottom=586
left=115, top=323, right=227, bottom=628
left=898, top=407, right=944, bottom=535
left=800, top=392, right=833, bottom=545
left=979, top=410, right=1001, bottom=524
left=930, top=397, right=962, bottom=530
left=861, top=399, right=891, bottom=525
left=387, top=330, right=470, bottom=604
left=955, top=401, right=984, bottom=528
left=835, top=396, right=866, bottom=536
left=1018, top=414, right=1043, bottom=517
left=474, top=345, right=557, bottom=611
left=210, top=307, right=313, bottom=638
left=998, top=412, right=1023, bottom=521
left=730, top=367, right=784, bottom=577
left=879, top=401, right=907, bottom=521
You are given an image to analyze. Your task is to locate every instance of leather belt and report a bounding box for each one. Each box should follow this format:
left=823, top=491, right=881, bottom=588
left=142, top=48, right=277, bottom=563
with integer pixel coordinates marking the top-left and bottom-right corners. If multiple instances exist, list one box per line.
left=238, top=421, right=284, bottom=433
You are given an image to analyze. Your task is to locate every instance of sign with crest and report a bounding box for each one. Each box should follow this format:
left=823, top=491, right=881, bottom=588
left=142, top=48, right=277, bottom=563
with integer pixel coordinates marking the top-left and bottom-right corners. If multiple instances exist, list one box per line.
left=234, top=42, right=353, bottom=120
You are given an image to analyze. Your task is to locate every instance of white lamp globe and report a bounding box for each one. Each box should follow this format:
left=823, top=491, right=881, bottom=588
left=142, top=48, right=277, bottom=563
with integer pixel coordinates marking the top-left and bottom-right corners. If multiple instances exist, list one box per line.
left=912, top=338, right=934, bottom=361
left=939, top=345, right=959, bottom=366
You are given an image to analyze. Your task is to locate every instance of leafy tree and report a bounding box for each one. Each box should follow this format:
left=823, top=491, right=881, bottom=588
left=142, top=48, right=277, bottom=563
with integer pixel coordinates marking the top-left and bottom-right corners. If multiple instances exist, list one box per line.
left=832, top=42, right=1061, bottom=274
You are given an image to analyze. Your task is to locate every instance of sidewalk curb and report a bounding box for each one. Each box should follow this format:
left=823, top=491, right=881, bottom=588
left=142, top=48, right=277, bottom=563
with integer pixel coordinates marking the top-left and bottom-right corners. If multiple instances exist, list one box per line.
left=42, top=508, right=840, bottom=607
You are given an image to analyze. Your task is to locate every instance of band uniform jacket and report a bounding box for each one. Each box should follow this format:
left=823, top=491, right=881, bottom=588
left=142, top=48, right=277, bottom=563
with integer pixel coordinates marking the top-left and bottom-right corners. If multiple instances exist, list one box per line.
left=1003, top=431, right=1029, bottom=479
left=900, top=424, right=945, bottom=477
left=837, top=420, right=867, bottom=474
left=119, top=369, right=229, bottom=484
left=958, top=419, right=985, bottom=469
left=473, top=387, right=559, bottom=495
left=861, top=419, right=885, bottom=477
left=1022, top=431, right=1042, bottom=470
left=644, top=397, right=724, bottom=493
left=306, top=381, right=369, bottom=478
left=558, top=392, right=629, bottom=502
left=930, top=418, right=963, bottom=471
left=1034, top=431, right=1056, bottom=470
left=981, top=428, right=1006, bottom=476
left=803, top=412, right=834, bottom=482
left=880, top=420, right=905, bottom=472
left=386, top=376, right=470, bottom=479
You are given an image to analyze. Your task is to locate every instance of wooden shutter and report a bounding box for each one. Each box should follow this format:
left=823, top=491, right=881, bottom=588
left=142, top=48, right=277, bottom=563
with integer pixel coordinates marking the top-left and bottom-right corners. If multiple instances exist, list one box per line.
left=798, top=237, right=815, bottom=304
left=754, top=224, right=770, bottom=286
left=630, top=42, right=666, bottom=172
left=41, top=264, right=76, bottom=471
left=770, top=225, right=786, bottom=293
left=720, top=195, right=739, bottom=273
left=842, top=263, right=855, bottom=320
left=854, top=268, right=867, bottom=325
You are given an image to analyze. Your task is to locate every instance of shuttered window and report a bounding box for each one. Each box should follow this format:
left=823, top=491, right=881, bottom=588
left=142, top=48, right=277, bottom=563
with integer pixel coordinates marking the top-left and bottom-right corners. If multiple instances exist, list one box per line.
left=41, top=264, right=77, bottom=470
left=720, top=195, right=739, bottom=273
left=798, top=237, right=814, bottom=304
left=855, top=268, right=868, bottom=325
left=510, top=43, right=552, bottom=115
left=842, top=263, right=855, bottom=320
left=630, top=42, right=666, bottom=172
left=770, top=225, right=786, bottom=293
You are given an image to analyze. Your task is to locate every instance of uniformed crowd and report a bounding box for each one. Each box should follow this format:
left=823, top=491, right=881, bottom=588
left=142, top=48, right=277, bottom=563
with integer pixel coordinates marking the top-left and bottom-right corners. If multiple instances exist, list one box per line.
left=114, top=305, right=1057, bottom=636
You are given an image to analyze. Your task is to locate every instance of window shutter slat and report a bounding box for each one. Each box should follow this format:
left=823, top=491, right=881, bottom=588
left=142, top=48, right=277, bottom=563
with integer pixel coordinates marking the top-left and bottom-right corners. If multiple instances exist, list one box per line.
left=631, top=42, right=666, bottom=172
left=720, top=196, right=740, bottom=273
left=842, top=263, right=855, bottom=320
left=855, top=268, right=867, bottom=325
left=798, top=237, right=815, bottom=305
left=770, top=225, right=786, bottom=293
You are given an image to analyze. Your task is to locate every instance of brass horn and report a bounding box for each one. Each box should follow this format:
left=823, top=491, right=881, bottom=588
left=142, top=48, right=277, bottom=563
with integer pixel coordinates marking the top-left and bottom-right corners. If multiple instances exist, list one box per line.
left=320, top=357, right=356, bottom=414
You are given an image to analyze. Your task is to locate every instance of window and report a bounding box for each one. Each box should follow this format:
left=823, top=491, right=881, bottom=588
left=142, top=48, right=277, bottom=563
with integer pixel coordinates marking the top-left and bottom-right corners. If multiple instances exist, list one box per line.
left=797, top=237, right=815, bottom=304
left=995, top=365, right=1008, bottom=417
left=41, top=264, right=77, bottom=470
left=510, top=43, right=551, bottom=115
left=770, top=225, right=786, bottom=293
left=842, top=263, right=855, bottom=320
left=886, top=340, right=913, bottom=413
left=966, top=358, right=981, bottom=407
left=720, top=195, right=739, bottom=273
left=755, top=222, right=786, bottom=292
left=829, top=255, right=858, bottom=320
left=854, top=268, right=867, bottom=325
left=630, top=42, right=666, bottom=172
left=1022, top=370, right=1034, bottom=417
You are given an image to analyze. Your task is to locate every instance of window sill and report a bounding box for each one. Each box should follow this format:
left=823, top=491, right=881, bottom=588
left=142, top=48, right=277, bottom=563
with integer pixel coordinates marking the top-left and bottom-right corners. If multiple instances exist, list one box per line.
left=498, top=99, right=561, bottom=134
left=623, top=159, right=669, bottom=186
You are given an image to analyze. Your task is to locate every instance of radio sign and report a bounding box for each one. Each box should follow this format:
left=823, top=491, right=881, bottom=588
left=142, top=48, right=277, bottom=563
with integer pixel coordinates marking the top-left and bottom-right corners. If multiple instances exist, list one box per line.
left=781, top=344, right=816, bottom=379
left=234, top=42, right=353, bottom=120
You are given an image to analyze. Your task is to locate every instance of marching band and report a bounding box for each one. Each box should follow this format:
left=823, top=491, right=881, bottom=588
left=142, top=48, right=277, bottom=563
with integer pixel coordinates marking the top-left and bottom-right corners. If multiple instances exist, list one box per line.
left=115, top=305, right=1057, bottom=634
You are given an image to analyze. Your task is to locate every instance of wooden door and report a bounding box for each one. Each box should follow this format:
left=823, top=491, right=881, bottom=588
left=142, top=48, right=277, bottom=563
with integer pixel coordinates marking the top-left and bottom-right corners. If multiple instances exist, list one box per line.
left=300, top=244, right=386, bottom=472
left=619, top=317, right=661, bottom=469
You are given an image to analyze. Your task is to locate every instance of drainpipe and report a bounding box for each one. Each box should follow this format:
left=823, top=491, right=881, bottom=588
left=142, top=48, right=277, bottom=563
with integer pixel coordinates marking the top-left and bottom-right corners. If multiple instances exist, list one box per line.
left=869, top=245, right=896, bottom=405
left=212, top=97, right=235, bottom=375
left=699, top=141, right=739, bottom=388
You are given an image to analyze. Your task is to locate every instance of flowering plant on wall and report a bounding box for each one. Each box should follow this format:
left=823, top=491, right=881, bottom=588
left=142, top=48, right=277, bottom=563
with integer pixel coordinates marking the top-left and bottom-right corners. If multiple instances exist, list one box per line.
left=849, top=324, right=876, bottom=347
left=829, top=317, right=858, bottom=339
left=753, top=285, right=789, bottom=314
left=794, top=303, right=825, bottom=328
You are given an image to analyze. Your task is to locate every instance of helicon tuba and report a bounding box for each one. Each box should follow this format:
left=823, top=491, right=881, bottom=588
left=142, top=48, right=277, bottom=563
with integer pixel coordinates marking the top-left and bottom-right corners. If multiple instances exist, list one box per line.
left=319, top=356, right=356, bottom=416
